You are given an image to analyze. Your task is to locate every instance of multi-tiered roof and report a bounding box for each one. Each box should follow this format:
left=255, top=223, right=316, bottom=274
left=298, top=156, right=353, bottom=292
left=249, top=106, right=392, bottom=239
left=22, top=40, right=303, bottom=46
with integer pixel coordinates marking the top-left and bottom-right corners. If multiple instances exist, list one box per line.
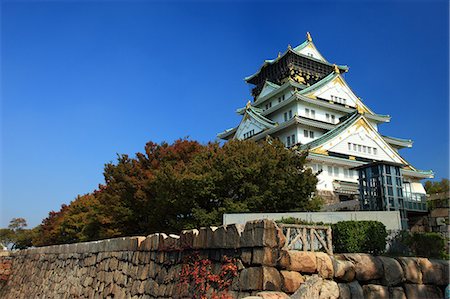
left=218, top=33, right=432, bottom=179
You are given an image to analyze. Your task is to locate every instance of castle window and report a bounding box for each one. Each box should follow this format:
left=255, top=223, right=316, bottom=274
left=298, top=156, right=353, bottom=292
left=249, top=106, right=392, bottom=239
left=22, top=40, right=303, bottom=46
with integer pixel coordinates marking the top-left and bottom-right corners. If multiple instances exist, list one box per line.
left=243, top=129, right=255, bottom=139
left=326, top=113, right=330, bottom=122
left=287, top=136, right=291, bottom=146
left=344, top=168, right=349, bottom=178
left=265, top=102, right=272, bottom=110
left=334, top=166, right=340, bottom=176
left=305, top=108, right=310, bottom=117
left=309, top=131, right=314, bottom=138
left=331, top=115, right=335, bottom=123
left=291, top=134, right=296, bottom=145
left=284, top=112, right=288, bottom=121
left=311, top=110, right=315, bottom=118
left=304, top=130, right=308, bottom=137
left=289, top=110, right=293, bottom=119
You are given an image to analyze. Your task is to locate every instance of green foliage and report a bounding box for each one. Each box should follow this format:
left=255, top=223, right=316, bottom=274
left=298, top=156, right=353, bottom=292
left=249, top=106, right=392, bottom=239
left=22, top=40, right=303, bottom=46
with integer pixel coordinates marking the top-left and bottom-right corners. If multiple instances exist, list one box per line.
left=332, top=221, right=387, bottom=255
left=0, top=218, right=35, bottom=249
left=405, top=232, right=447, bottom=259
left=32, top=139, right=318, bottom=246
left=424, top=179, right=449, bottom=194
left=276, top=217, right=329, bottom=226
left=0, top=228, right=14, bottom=249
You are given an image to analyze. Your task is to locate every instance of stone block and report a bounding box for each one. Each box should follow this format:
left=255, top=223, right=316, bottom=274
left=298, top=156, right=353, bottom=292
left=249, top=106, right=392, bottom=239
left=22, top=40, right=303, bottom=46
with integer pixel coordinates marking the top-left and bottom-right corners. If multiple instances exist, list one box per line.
left=319, top=280, right=339, bottom=299
left=179, top=229, right=198, bottom=249
left=418, top=258, right=445, bottom=285
left=241, top=248, right=252, bottom=265
left=438, top=259, right=450, bottom=284
left=193, top=227, right=208, bottom=249
left=252, top=247, right=279, bottom=266
left=347, top=281, right=363, bottom=299
left=212, top=226, right=227, bottom=248
left=337, top=283, right=350, bottom=299
left=343, top=253, right=383, bottom=281
left=241, top=220, right=285, bottom=248
left=239, top=267, right=263, bottom=291
left=262, top=267, right=282, bottom=291
left=332, top=257, right=355, bottom=282
left=206, top=226, right=219, bottom=248
left=225, top=223, right=245, bottom=249
left=404, top=284, right=443, bottom=299
left=430, top=207, right=448, bottom=218
left=378, top=256, right=404, bottom=286
left=280, top=270, right=304, bottom=293
left=395, top=257, right=422, bottom=284
left=159, top=234, right=180, bottom=251
left=255, top=291, right=290, bottom=298
left=315, top=252, right=333, bottom=279
left=138, top=236, right=151, bottom=251
left=290, top=275, right=322, bottom=299
left=389, top=287, right=407, bottom=299
left=279, top=250, right=316, bottom=273
left=362, top=284, right=389, bottom=299
left=146, top=233, right=161, bottom=251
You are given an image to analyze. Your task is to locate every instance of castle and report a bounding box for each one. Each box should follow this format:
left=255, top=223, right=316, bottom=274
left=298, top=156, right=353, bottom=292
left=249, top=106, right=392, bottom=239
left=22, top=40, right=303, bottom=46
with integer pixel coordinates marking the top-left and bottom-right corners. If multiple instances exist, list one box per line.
left=218, top=33, right=433, bottom=215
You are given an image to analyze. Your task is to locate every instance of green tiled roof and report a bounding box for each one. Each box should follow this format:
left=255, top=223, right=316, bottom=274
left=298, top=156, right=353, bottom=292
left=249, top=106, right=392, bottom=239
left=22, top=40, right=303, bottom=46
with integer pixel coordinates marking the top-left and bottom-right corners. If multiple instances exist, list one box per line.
left=300, top=112, right=361, bottom=150
left=298, top=72, right=338, bottom=95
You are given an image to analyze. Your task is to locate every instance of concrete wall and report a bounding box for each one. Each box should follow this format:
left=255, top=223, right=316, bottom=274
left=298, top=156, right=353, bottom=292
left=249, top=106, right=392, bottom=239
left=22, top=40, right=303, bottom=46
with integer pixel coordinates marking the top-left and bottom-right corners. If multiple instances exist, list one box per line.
left=223, top=211, right=403, bottom=231
left=0, top=220, right=447, bottom=299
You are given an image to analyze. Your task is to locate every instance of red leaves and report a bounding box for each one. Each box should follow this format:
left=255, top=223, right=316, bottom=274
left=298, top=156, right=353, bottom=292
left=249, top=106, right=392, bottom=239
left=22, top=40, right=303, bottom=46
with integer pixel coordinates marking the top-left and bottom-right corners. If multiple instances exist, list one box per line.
left=178, top=253, right=238, bottom=299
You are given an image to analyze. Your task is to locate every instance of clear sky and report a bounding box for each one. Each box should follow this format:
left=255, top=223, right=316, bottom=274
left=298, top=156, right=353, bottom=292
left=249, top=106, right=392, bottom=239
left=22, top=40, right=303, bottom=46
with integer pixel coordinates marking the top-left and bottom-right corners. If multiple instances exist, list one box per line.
left=1, top=0, right=448, bottom=227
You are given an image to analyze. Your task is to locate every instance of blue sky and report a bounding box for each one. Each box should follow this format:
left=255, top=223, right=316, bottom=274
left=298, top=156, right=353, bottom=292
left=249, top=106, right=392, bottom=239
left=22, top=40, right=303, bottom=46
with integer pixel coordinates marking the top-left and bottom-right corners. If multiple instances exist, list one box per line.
left=1, top=1, right=448, bottom=227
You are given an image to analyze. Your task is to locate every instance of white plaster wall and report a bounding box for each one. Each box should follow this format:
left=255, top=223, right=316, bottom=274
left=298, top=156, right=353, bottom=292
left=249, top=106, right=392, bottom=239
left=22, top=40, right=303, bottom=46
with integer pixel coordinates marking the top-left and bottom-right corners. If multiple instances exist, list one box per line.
left=308, top=162, right=358, bottom=192
left=329, top=130, right=398, bottom=162
left=270, top=102, right=298, bottom=124
left=258, top=84, right=277, bottom=99
left=297, top=102, right=344, bottom=124
left=300, top=126, right=323, bottom=144
left=235, top=118, right=266, bottom=140
left=297, top=44, right=326, bottom=61
left=311, top=78, right=358, bottom=107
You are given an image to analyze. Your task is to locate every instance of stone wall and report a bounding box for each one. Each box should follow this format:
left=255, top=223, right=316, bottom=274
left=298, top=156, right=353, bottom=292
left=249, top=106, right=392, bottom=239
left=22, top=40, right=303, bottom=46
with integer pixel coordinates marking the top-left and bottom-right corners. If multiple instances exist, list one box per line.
left=0, top=220, right=448, bottom=299
left=410, top=192, right=449, bottom=235
left=0, top=252, right=12, bottom=291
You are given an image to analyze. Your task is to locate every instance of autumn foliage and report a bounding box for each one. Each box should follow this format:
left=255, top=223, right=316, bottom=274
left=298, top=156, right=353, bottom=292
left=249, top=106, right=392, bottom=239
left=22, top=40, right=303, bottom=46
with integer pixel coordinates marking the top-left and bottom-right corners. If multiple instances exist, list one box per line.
left=31, top=139, right=318, bottom=246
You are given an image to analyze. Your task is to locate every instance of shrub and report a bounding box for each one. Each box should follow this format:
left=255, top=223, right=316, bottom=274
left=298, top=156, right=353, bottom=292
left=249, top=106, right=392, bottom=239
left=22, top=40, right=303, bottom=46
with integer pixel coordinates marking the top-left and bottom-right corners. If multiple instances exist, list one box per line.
left=276, top=217, right=329, bottom=226
left=332, top=221, right=387, bottom=255
left=405, top=232, right=447, bottom=259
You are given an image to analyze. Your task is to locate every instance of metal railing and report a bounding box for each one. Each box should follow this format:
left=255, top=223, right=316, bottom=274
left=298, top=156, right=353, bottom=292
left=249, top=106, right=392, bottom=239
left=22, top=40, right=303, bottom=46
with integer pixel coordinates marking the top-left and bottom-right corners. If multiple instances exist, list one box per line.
left=278, top=224, right=333, bottom=255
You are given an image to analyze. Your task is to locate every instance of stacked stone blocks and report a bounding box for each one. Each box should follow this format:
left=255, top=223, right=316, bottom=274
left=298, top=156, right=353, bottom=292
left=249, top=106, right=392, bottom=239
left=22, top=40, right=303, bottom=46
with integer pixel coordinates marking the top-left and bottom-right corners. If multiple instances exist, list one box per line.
left=0, top=220, right=448, bottom=299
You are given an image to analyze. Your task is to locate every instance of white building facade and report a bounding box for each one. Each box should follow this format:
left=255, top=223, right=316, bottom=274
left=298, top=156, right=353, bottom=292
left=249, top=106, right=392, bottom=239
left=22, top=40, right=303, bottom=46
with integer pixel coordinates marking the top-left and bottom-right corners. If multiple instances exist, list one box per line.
left=218, top=33, right=433, bottom=210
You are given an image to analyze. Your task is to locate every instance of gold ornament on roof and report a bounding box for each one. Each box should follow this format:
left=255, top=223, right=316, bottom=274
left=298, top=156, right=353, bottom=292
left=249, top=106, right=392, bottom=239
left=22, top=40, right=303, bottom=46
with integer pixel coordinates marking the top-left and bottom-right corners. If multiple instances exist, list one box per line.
left=246, top=100, right=252, bottom=109
left=356, top=104, right=365, bottom=114
left=288, top=44, right=292, bottom=50
left=306, top=32, right=312, bottom=42
left=333, top=64, right=340, bottom=74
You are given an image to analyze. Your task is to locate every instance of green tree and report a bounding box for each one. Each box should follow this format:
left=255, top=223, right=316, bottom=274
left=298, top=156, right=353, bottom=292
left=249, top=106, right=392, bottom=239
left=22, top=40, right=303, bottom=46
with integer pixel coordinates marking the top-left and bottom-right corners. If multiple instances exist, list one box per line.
left=8, top=218, right=27, bottom=231
left=1, top=218, right=34, bottom=249
left=33, top=139, right=319, bottom=245
left=0, top=228, right=14, bottom=249
left=424, top=179, right=449, bottom=194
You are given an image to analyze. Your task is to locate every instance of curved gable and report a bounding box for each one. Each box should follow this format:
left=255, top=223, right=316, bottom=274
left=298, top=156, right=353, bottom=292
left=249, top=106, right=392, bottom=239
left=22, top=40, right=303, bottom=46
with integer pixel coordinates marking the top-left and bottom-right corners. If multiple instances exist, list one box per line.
left=311, top=116, right=409, bottom=165
left=307, top=75, right=358, bottom=108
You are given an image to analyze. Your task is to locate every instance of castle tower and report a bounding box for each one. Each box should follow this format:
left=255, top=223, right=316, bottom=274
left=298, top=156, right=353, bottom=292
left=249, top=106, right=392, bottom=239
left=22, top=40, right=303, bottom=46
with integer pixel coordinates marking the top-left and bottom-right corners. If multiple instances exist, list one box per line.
left=218, top=33, right=433, bottom=212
